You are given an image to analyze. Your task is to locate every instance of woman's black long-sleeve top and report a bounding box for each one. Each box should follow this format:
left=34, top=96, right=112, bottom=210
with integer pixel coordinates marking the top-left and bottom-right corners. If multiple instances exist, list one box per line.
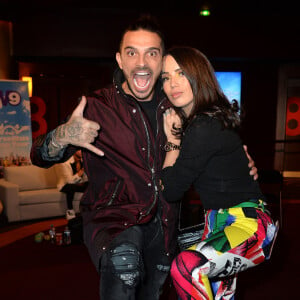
left=161, top=115, right=263, bottom=210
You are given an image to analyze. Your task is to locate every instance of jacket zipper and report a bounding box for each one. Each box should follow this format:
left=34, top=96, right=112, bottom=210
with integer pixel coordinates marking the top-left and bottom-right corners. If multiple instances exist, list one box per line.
left=116, top=82, right=167, bottom=220
left=134, top=101, right=158, bottom=220
left=106, top=179, right=121, bottom=206
left=96, top=179, right=121, bottom=210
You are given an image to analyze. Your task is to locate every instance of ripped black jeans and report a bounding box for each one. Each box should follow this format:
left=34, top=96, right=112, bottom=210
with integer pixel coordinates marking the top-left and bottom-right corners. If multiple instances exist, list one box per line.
left=99, top=215, right=171, bottom=300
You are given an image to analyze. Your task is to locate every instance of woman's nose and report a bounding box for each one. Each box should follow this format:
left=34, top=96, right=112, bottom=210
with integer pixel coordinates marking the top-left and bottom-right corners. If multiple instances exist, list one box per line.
left=170, top=76, right=178, bottom=87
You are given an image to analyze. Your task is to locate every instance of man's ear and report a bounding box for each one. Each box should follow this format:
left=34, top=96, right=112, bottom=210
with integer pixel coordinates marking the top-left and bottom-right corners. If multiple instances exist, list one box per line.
left=116, top=52, right=122, bottom=69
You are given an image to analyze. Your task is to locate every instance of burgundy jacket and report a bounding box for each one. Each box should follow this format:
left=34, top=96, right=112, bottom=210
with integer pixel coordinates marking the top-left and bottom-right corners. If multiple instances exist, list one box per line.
left=30, top=69, right=180, bottom=268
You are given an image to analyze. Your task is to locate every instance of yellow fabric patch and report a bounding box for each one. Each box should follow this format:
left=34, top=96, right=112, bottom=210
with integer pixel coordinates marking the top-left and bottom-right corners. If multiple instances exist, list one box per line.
left=201, top=275, right=213, bottom=300
left=188, top=244, right=197, bottom=250
left=224, top=207, right=258, bottom=248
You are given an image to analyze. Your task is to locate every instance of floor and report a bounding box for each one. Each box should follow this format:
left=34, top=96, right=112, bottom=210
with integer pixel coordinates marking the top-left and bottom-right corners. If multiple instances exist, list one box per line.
left=0, top=217, right=67, bottom=247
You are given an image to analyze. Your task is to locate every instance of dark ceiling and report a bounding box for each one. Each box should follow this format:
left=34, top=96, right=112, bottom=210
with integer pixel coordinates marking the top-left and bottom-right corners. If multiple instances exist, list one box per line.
left=0, top=0, right=300, bottom=21
left=1, top=0, right=299, bottom=61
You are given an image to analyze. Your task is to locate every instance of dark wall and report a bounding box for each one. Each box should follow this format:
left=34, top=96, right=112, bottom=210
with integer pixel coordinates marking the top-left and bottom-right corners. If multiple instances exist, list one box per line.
left=9, top=10, right=300, bottom=170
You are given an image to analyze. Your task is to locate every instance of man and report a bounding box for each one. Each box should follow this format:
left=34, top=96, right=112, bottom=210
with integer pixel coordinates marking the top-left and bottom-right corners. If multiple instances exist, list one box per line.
left=56, top=149, right=88, bottom=220
left=31, top=15, right=257, bottom=299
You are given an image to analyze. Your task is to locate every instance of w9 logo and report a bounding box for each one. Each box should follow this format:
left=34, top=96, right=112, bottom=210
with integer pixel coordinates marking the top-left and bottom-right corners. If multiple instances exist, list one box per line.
left=0, top=90, right=21, bottom=108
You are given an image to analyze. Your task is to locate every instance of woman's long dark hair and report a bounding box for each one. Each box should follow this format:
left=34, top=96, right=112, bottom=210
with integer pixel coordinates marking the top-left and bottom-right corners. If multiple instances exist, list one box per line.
left=165, top=47, right=240, bottom=133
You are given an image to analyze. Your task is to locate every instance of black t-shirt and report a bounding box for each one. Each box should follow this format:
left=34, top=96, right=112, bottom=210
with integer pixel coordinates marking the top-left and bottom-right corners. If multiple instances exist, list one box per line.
left=139, top=99, right=157, bottom=134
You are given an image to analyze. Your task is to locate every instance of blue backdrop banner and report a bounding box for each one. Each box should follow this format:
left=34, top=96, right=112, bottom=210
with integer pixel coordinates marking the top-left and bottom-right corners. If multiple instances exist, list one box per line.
left=0, top=80, right=32, bottom=167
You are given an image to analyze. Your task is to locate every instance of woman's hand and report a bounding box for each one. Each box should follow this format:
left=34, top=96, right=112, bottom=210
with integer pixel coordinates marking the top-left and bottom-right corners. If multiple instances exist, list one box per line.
left=243, top=145, right=258, bottom=180
left=162, top=108, right=182, bottom=169
left=163, top=108, right=182, bottom=144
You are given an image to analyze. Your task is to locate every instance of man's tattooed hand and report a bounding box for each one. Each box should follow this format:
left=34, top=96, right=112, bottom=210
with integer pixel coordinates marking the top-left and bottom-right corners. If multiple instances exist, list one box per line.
left=50, top=96, right=104, bottom=156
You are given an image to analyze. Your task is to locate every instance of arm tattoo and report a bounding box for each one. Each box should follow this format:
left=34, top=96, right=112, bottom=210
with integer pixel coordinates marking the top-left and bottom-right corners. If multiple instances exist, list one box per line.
left=66, top=121, right=83, bottom=142
left=48, top=125, right=67, bottom=157
left=56, top=124, right=67, bottom=141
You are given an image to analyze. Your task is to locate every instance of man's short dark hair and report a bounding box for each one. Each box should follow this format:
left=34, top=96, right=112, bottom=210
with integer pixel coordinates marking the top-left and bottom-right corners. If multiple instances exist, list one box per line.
left=119, top=14, right=165, bottom=54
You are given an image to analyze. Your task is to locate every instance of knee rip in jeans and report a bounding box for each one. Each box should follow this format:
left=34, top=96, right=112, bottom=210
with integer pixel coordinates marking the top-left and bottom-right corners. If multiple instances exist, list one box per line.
left=110, top=243, right=141, bottom=287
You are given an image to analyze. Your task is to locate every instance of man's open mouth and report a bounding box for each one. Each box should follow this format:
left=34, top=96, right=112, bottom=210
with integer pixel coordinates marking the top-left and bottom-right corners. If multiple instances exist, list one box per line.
left=133, top=71, right=152, bottom=90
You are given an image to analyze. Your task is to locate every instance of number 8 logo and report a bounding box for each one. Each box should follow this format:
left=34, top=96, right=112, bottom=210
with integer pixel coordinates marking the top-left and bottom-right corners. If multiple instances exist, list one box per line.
left=30, top=96, right=48, bottom=139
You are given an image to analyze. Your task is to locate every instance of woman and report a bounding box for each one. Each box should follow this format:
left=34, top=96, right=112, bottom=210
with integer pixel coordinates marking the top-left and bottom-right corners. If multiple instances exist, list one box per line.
left=56, top=149, right=88, bottom=220
left=160, top=47, right=277, bottom=300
